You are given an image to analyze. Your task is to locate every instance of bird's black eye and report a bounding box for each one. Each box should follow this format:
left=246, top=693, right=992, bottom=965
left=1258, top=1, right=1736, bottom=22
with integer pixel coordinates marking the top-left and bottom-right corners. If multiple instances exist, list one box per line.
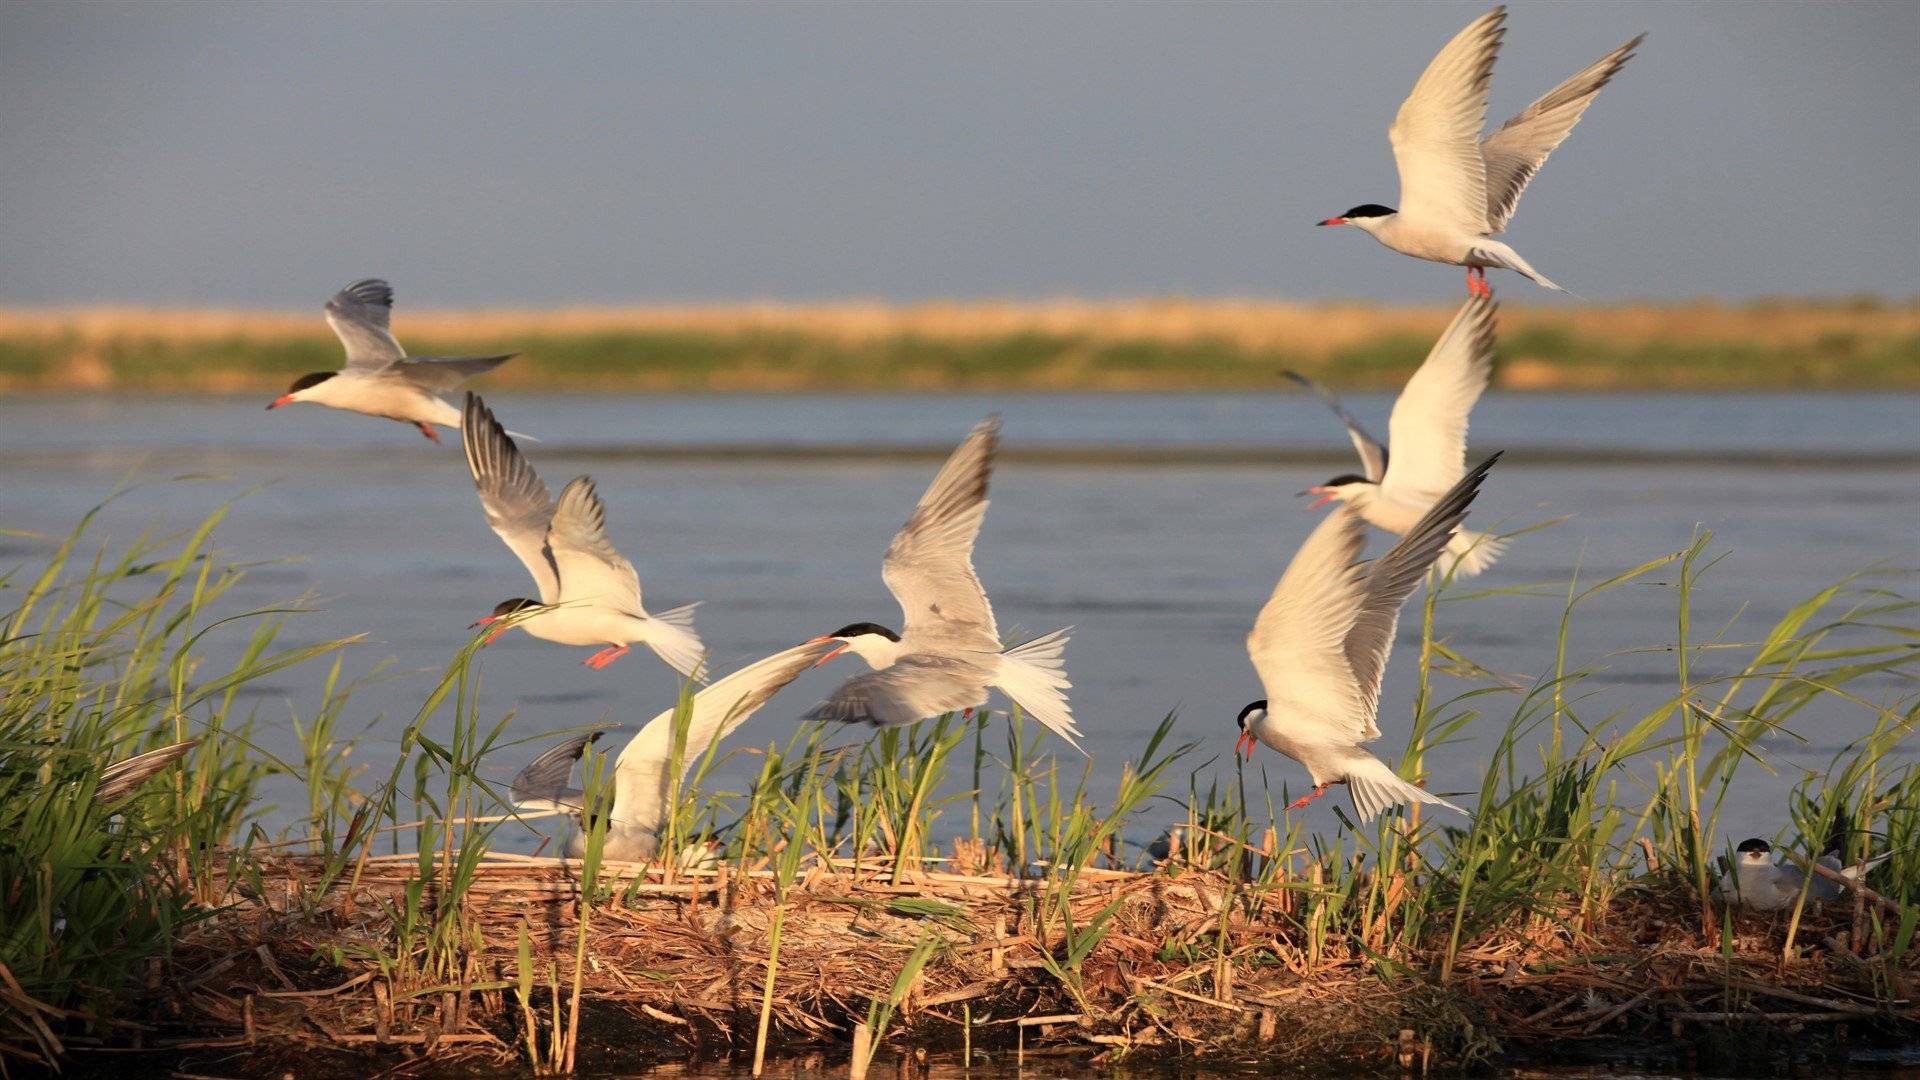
left=1235, top=699, right=1267, bottom=729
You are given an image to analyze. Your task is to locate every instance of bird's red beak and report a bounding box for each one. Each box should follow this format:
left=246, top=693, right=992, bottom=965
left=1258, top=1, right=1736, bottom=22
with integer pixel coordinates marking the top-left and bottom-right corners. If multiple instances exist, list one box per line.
left=813, top=643, right=849, bottom=668
left=1317, top=217, right=1347, bottom=227
left=1235, top=730, right=1257, bottom=760
left=470, top=615, right=510, bottom=644
left=266, top=394, right=294, bottom=410
left=1303, top=486, right=1337, bottom=510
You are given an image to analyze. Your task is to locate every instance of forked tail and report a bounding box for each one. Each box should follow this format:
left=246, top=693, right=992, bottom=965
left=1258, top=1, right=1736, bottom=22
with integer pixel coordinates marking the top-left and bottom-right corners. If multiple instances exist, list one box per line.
left=644, top=602, right=707, bottom=681
left=1437, top=527, right=1508, bottom=579
left=1470, top=242, right=1564, bottom=293
left=1346, top=755, right=1468, bottom=823
left=995, top=627, right=1084, bottom=753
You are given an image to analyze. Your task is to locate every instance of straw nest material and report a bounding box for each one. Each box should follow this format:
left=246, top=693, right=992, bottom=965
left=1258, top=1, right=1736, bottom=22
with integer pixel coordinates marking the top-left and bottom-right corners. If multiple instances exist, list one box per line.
left=119, top=845, right=1917, bottom=1073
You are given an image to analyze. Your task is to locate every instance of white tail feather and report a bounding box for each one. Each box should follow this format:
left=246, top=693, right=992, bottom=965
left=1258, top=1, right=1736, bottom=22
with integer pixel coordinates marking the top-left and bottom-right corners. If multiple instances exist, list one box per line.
left=1346, top=755, right=1468, bottom=823
left=643, top=602, right=707, bottom=681
left=1438, top=527, right=1508, bottom=579
left=1471, top=242, right=1563, bottom=292
left=995, top=627, right=1084, bottom=753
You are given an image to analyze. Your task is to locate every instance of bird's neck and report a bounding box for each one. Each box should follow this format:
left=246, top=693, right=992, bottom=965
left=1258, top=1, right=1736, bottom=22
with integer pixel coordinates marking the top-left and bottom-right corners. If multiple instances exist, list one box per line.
left=845, top=636, right=906, bottom=670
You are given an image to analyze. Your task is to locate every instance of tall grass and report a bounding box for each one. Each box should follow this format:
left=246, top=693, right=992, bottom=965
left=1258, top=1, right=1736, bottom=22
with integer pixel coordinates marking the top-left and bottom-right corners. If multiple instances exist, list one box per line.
left=3, top=492, right=1915, bottom=1068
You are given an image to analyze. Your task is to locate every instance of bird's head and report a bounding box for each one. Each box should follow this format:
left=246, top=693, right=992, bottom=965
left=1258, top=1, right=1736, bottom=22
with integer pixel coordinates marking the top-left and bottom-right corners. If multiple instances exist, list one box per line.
left=266, top=371, right=336, bottom=410
left=472, top=598, right=542, bottom=643
left=1318, top=204, right=1397, bottom=232
left=808, top=621, right=903, bottom=668
left=1299, top=473, right=1374, bottom=511
left=1234, top=699, right=1268, bottom=760
left=1735, top=838, right=1773, bottom=865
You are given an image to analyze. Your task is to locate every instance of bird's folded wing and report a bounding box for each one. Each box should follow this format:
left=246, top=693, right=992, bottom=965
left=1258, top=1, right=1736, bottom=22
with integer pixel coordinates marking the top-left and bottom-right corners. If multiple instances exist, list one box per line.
left=882, top=416, right=1003, bottom=651
left=1247, top=508, right=1375, bottom=743
left=1380, top=295, right=1495, bottom=507
left=1481, top=33, right=1643, bottom=233
left=805, top=654, right=990, bottom=729
left=393, top=353, right=516, bottom=391
left=463, top=393, right=560, bottom=602
left=612, top=640, right=835, bottom=837
left=1346, top=453, right=1498, bottom=730
left=1284, top=370, right=1388, bottom=482
left=548, top=477, right=644, bottom=614
left=1390, top=6, right=1503, bottom=237
left=325, top=278, right=406, bottom=369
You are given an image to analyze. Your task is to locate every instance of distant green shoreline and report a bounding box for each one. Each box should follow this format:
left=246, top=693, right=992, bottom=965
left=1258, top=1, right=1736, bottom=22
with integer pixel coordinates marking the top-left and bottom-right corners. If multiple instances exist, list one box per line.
left=2, top=300, right=1914, bottom=392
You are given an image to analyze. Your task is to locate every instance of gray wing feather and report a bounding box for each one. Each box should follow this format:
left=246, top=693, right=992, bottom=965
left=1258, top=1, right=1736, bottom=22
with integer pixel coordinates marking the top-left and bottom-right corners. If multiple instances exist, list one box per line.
left=509, top=731, right=602, bottom=813
left=393, top=353, right=516, bottom=391
left=1481, top=33, right=1643, bottom=233
left=805, top=654, right=991, bottom=729
left=462, top=393, right=561, bottom=602
left=1344, top=452, right=1500, bottom=728
left=882, top=416, right=1002, bottom=651
left=1284, top=370, right=1388, bottom=482
left=549, top=477, right=644, bottom=613
left=96, top=740, right=199, bottom=803
left=325, top=278, right=405, bottom=368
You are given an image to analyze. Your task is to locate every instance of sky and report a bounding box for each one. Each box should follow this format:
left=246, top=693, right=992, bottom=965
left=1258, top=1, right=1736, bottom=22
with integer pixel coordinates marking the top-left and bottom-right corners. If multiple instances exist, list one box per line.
left=1, top=1, right=1916, bottom=308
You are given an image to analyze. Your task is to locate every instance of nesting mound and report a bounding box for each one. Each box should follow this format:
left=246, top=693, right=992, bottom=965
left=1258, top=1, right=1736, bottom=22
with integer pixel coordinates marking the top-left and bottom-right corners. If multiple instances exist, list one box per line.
left=132, top=848, right=1919, bottom=1072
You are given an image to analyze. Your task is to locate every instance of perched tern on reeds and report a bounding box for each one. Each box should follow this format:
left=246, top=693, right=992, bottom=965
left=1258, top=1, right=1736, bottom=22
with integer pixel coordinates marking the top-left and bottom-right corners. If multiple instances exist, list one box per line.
left=265, top=279, right=523, bottom=441
left=461, top=392, right=705, bottom=676
left=1716, top=838, right=1890, bottom=913
left=510, top=640, right=833, bottom=860
left=802, top=416, right=1082, bottom=751
left=1289, top=293, right=1506, bottom=578
left=1316, top=6, right=1642, bottom=295
left=1237, top=453, right=1502, bottom=821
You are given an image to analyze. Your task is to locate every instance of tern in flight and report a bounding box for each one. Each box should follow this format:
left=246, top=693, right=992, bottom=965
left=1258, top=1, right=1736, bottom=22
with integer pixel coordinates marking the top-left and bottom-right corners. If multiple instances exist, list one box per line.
left=1316, top=6, right=1643, bottom=295
left=1237, top=453, right=1502, bottom=821
left=265, top=279, right=521, bottom=441
left=511, top=640, right=831, bottom=860
left=462, top=393, right=704, bottom=676
left=1716, top=838, right=1890, bottom=913
left=1289, top=293, right=1507, bottom=578
left=802, top=416, right=1082, bottom=751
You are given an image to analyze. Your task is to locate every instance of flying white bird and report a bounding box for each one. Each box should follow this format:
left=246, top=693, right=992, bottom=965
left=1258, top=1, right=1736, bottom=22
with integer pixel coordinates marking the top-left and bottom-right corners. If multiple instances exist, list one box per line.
left=1316, top=6, right=1643, bottom=295
left=1716, top=838, right=1891, bottom=913
left=802, top=416, right=1082, bottom=751
left=1237, top=453, right=1502, bottom=821
left=1289, top=293, right=1507, bottom=578
left=266, top=279, right=521, bottom=441
left=462, top=393, right=704, bottom=676
left=511, top=640, right=832, bottom=861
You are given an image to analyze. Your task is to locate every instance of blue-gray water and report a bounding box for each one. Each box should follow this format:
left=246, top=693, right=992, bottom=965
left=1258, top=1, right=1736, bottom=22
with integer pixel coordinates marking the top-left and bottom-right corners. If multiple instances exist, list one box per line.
left=1, top=391, right=1915, bottom=852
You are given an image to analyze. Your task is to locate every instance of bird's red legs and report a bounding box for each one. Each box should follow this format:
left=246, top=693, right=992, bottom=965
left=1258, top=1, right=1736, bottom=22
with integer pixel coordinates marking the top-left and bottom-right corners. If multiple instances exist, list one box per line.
left=416, top=422, right=442, bottom=443
left=584, top=645, right=629, bottom=670
left=1464, top=266, right=1490, bottom=298
left=1286, top=784, right=1330, bottom=812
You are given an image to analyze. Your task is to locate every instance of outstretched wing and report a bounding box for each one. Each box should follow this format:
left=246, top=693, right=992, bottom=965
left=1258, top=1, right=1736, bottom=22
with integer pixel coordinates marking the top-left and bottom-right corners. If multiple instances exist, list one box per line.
left=1284, top=370, right=1388, bottom=482
left=325, top=278, right=405, bottom=368
left=804, top=653, right=993, bottom=729
left=393, top=353, right=516, bottom=391
left=1390, top=6, right=1503, bottom=237
left=1247, top=508, right=1377, bottom=744
left=1481, top=33, right=1643, bottom=233
left=463, top=393, right=559, bottom=602
left=610, top=641, right=833, bottom=838
left=508, top=731, right=603, bottom=814
left=1344, top=453, right=1498, bottom=728
left=881, top=416, right=1002, bottom=651
left=548, top=477, right=644, bottom=615
left=1380, top=295, right=1495, bottom=507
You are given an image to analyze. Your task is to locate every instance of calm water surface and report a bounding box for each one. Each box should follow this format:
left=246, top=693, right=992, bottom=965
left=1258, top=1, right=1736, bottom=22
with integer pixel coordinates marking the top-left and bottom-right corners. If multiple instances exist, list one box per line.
left=1, top=391, right=1915, bottom=850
